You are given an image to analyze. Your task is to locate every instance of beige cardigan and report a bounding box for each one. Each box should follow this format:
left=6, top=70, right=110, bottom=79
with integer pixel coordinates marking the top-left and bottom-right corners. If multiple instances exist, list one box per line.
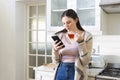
left=52, top=31, right=93, bottom=80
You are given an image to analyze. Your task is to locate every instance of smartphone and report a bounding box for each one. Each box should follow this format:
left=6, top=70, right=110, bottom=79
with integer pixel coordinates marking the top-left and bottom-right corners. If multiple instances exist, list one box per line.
left=51, top=36, right=65, bottom=47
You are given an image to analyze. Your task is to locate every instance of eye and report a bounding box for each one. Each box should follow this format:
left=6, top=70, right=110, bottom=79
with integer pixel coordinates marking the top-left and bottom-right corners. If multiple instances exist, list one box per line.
left=67, top=21, right=71, bottom=24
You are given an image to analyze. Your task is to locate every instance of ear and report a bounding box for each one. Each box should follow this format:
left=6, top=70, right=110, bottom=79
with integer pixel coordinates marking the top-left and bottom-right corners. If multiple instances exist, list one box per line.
left=75, top=18, right=78, bottom=23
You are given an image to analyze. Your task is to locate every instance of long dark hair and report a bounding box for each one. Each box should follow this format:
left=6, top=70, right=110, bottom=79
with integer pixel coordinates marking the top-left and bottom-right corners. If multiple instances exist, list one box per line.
left=56, top=9, right=84, bottom=34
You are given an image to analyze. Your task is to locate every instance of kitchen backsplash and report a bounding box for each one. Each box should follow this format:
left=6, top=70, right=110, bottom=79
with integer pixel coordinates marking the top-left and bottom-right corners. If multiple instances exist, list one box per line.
left=92, top=35, right=120, bottom=63
left=103, top=55, right=120, bottom=63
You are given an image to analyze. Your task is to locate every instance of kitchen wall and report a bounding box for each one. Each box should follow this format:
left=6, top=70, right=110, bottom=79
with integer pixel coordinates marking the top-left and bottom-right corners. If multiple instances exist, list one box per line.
left=93, top=35, right=120, bottom=55
left=99, top=5, right=120, bottom=63
left=93, top=35, right=120, bottom=63
left=107, top=14, right=120, bottom=35
left=0, top=0, right=16, bottom=80
left=101, top=9, right=120, bottom=35
left=16, top=2, right=26, bottom=80
left=0, top=0, right=26, bottom=80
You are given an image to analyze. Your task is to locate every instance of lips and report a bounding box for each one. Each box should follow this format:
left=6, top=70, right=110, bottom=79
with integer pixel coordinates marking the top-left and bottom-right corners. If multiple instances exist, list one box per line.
left=66, top=28, right=70, bottom=31
left=65, top=28, right=69, bottom=31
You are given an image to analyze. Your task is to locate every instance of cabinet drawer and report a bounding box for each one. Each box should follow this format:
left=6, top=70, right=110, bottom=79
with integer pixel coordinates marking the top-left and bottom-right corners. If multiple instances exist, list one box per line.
left=35, top=71, right=54, bottom=80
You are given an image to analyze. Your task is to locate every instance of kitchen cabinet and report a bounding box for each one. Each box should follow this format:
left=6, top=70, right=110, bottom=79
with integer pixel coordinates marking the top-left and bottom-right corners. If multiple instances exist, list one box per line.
left=34, top=63, right=55, bottom=80
left=34, top=64, right=103, bottom=80
left=99, top=0, right=120, bottom=14
left=34, top=70, right=54, bottom=80
left=47, top=0, right=102, bottom=35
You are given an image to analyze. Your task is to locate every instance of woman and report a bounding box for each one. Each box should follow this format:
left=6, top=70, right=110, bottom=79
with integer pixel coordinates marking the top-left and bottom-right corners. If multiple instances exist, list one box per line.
left=52, top=9, right=93, bottom=80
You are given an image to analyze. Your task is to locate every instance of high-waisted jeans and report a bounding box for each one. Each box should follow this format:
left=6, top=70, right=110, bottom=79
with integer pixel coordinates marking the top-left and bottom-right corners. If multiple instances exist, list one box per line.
left=55, top=62, right=75, bottom=80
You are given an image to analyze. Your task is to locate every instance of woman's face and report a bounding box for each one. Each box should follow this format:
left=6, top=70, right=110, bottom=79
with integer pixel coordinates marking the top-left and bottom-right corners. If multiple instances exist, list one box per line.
left=62, top=16, right=78, bottom=32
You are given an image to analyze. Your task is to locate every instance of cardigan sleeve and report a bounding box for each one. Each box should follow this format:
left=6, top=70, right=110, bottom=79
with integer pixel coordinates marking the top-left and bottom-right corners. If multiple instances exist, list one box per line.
left=52, top=48, right=61, bottom=64
left=78, top=32, right=93, bottom=66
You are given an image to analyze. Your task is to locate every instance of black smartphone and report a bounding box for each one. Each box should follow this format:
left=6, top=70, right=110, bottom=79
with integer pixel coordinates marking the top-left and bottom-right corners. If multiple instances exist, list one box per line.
left=51, top=36, right=65, bottom=47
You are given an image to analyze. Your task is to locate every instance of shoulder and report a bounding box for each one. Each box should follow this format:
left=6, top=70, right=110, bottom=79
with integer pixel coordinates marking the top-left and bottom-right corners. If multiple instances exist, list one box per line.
left=84, top=31, right=93, bottom=41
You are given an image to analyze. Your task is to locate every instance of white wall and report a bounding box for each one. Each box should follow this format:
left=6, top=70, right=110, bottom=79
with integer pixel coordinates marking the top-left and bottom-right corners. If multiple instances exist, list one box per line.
left=0, top=0, right=16, bottom=80
left=93, top=35, right=120, bottom=63
left=0, top=1, right=26, bottom=80
left=101, top=9, right=120, bottom=35
left=107, top=14, right=120, bottom=35
left=93, top=35, right=120, bottom=56
left=100, top=9, right=108, bottom=34
left=16, top=2, right=26, bottom=80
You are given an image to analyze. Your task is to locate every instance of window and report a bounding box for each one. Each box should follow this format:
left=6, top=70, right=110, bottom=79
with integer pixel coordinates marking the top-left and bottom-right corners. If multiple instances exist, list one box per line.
left=26, top=4, right=53, bottom=80
left=48, top=0, right=101, bottom=35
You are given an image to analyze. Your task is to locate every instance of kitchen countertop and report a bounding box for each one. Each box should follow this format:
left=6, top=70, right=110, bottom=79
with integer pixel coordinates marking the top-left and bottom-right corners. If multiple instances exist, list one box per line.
left=34, top=63, right=104, bottom=77
left=33, top=63, right=55, bottom=72
left=87, top=68, right=104, bottom=77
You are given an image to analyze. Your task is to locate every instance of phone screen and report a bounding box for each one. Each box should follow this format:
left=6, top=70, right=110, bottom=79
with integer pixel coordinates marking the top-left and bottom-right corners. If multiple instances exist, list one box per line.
left=51, top=36, right=65, bottom=47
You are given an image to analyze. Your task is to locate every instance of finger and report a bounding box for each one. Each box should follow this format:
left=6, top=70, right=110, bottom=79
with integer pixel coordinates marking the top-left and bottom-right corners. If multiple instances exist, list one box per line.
left=60, top=44, right=65, bottom=48
left=56, top=41, right=62, bottom=46
left=56, top=46, right=61, bottom=50
left=54, top=40, right=58, bottom=44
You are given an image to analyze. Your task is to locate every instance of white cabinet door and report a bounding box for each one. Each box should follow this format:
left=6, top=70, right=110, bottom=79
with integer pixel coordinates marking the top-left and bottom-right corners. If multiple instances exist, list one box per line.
left=35, top=70, right=54, bottom=80
left=76, top=0, right=101, bottom=34
left=47, top=0, right=101, bottom=35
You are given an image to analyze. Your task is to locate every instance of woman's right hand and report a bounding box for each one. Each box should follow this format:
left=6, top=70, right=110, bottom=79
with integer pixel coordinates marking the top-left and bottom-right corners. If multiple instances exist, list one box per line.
left=53, top=40, right=64, bottom=52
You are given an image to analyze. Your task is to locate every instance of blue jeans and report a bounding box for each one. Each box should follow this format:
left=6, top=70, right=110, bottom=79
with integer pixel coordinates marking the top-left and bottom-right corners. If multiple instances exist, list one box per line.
left=55, top=62, right=75, bottom=80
